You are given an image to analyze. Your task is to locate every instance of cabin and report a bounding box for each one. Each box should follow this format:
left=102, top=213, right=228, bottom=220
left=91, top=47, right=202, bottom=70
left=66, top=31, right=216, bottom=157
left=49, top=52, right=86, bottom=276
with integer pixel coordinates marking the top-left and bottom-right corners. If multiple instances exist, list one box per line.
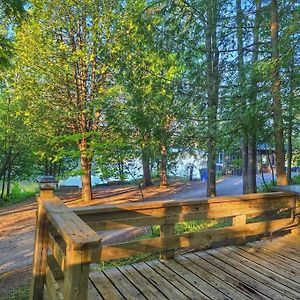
left=30, top=182, right=300, bottom=300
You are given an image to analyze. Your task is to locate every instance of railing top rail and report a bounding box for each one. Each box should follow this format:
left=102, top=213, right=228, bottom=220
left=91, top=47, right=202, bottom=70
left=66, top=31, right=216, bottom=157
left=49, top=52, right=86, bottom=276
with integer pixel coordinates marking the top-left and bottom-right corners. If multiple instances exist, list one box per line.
left=39, top=196, right=101, bottom=250
left=72, top=192, right=292, bottom=216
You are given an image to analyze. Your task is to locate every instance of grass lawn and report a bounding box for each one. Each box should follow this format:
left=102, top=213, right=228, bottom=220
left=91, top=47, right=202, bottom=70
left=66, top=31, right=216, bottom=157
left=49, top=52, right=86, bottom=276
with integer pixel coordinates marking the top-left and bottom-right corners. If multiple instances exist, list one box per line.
left=0, top=182, right=38, bottom=208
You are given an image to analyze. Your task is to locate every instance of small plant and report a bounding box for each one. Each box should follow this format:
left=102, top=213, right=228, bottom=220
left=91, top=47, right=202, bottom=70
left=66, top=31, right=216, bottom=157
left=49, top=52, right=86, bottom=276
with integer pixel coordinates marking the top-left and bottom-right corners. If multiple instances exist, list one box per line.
left=2, top=285, right=30, bottom=300
left=257, top=180, right=276, bottom=192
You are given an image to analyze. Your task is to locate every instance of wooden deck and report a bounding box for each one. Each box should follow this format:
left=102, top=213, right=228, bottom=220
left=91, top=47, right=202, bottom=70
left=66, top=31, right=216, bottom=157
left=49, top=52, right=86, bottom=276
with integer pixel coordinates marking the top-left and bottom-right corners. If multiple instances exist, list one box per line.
left=87, top=234, right=300, bottom=300
left=30, top=191, right=300, bottom=300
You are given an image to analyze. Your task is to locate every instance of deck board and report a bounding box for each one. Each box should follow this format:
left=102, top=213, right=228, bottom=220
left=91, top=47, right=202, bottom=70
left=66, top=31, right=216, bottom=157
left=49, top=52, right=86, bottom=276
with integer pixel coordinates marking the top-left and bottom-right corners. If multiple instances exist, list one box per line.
left=88, top=235, right=300, bottom=300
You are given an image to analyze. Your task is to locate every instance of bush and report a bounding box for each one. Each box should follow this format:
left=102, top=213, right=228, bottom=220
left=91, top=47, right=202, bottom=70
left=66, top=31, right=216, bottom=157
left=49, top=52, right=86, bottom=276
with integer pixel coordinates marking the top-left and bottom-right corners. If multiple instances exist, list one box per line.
left=0, top=182, right=38, bottom=207
left=292, top=175, right=300, bottom=184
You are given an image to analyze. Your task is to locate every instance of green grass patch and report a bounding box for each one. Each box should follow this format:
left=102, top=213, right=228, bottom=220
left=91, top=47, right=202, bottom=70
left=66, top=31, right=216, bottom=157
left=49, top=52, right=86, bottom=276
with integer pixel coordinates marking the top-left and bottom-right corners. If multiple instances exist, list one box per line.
left=0, top=182, right=38, bottom=208
left=1, top=285, right=30, bottom=300
left=93, top=252, right=160, bottom=271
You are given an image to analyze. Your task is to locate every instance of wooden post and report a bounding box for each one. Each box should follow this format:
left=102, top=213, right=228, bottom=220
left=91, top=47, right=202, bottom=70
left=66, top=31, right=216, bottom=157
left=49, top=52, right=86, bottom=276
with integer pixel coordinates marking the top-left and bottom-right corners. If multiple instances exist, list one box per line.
left=29, top=201, right=50, bottom=300
left=30, top=176, right=57, bottom=300
left=160, top=223, right=175, bottom=260
left=63, top=246, right=91, bottom=300
left=291, top=196, right=300, bottom=236
left=233, top=214, right=246, bottom=244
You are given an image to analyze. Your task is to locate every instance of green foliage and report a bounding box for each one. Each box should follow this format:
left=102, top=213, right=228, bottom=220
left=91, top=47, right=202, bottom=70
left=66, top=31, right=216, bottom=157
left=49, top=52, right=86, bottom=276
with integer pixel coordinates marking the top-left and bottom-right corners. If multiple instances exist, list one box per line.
left=292, top=175, right=300, bottom=184
left=0, top=182, right=38, bottom=207
left=1, top=284, right=29, bottom=300
left=0, top=0, right=299, bottom=196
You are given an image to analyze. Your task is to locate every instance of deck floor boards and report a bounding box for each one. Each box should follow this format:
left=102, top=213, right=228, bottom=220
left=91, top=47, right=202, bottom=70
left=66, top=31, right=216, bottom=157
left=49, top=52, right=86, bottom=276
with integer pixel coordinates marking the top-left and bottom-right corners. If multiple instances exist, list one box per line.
left=88, top=235, right=300, bottom=300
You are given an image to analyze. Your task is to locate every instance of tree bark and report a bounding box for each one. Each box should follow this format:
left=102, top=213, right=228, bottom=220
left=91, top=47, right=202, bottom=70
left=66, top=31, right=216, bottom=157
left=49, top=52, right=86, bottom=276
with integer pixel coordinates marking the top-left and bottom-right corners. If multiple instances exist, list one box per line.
left=6, top=149, right=12, bottom=197
left=241, top=138, right=249, bottom=193
left=206, top=0, right=219, bottom=197
left=79, top=139, right=92, bottom=201
left=142, top=149, right=153, bottom=187
left=270, top=0, right=288, bottom=185
left=236, top=0, right=249, bottom=193
left=247, top=134, right=257, bottom=192
left=160, top=144, right=168, bottom=188
left=246, top=0, right=261, bottom=193
left=1, top=172, right=6, bottom=199
left=287, top=60, right=295, bottom=184
left=287, top=125, right=292, bottom=184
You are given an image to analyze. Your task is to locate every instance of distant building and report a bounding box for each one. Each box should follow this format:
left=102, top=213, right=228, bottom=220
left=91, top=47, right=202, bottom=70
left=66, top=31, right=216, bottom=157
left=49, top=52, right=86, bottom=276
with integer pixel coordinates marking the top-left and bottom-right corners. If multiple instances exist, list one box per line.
left=257, top=144, right=275, bottom=173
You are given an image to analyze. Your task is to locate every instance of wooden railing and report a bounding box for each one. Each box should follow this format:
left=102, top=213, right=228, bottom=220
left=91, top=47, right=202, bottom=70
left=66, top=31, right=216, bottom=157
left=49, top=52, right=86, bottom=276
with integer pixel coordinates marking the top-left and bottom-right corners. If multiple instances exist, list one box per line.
left=30, top=191, right=300, bottom=300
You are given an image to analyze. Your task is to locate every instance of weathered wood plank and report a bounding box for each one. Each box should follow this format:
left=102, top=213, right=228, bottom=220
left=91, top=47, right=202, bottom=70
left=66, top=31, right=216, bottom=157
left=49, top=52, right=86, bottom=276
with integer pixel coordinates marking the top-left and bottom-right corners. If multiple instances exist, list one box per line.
left=118, top=264, right=167, bottom=300
left=76, top=193, right=294, bottom=231
left=237, top=242, right=300, bottom=276
left=196, top=250, right=291, bottom=299
left=160, top=223, right=175, bottom=260
left=42, top=197, right=101, bottom=250
left=247, top=240, right=300, bottom=271
left=145, top=260, right=210, bottom=299
left=103, top=268, right=146, bottom=299
left=217, top=247, right=300, bottom=299
left=132, top=262, right=189, bottom=299
left=206, top=249, right=292, bottom=300
left=47, top=254, right=64, bottom=280
left=89, top=271, right=125, bottom=300
left=30, top=199, right=50, bottom=300
left=229, top=245, right=300, bottom=285
left=87, top=280, right=103, bottom=300
left=160, top=259, right=228, bottom=299
left=248, top=240, right=300, bottom=268
left=63, top=246, right=91, bottom=300
left=74, top=192, right=291, bottom=215
left=45, top=266, right=64, bottom=300
left=174, top=255, right=251, bottom=300
left=183, top=252, right=269, bottom=300
left=48, top=233, right=65, bottom=272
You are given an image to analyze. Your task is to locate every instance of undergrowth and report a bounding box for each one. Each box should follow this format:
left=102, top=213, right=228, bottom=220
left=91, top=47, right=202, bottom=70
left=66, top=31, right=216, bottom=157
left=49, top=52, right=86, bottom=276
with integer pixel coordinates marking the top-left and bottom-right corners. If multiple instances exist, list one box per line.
left=1, top=285, right=30, bottom=300
left=0, top=182, right=39, bottom=208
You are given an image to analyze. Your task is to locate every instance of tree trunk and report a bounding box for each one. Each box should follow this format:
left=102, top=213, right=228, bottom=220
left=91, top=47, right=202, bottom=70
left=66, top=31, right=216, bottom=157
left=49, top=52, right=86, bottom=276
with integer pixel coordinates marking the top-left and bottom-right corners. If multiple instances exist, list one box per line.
left=79, top=139, right=92, bottom=201
left=160, top=144, right=168, bottom=188
left=6, top=149, right=12, bottom=198
left=270, top=0, right=288, bottom=185
left=241, top=138, right=249, bottom=193
left=287, top=123, right=292, bottom=184
left=142, top=149, right=153, bottom=187
left=246, top=0, right=261, bottom=193
left=1, top=172, right=6, bottom=199
left=189, top=164, right=194, bottom=181
left=236, top=0, right=249, bottom=193
left=206, top=0, right=219, bottom=197
left=247, top=134, right=257, bottom=192
left=44, top=158, right=49, bottom=176
left=287, top=57, right=295, bottom=184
